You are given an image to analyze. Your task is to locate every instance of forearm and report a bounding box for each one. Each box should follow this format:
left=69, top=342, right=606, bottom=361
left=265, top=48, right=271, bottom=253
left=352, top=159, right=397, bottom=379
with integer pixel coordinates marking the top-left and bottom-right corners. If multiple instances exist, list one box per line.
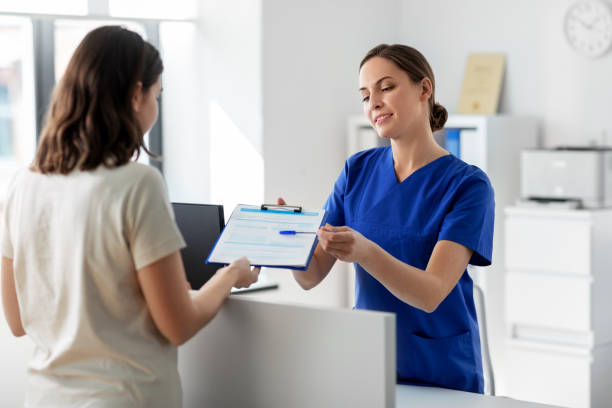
left=138, top=253, right=241, bottom=346
left=2, top=256, right=25, bottom=337
left=292, top=256, right=323, bottom=290
left=292, top=245, right=335, bottom=290
left=359, top=242, right=444, bottom=313
left=187, top=267, right=237, bottom=331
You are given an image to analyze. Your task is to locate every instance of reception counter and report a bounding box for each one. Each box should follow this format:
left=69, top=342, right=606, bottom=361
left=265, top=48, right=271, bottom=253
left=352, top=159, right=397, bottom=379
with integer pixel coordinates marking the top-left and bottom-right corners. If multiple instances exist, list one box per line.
left=396, top=384, right=558, bottom=407
left=178, top=297, right=559, bottom=408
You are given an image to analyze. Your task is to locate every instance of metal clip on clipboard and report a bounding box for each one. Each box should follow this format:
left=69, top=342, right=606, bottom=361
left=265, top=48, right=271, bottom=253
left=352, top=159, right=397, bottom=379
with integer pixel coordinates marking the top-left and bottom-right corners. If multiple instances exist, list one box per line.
left=260, top=203, right=303, bottom=213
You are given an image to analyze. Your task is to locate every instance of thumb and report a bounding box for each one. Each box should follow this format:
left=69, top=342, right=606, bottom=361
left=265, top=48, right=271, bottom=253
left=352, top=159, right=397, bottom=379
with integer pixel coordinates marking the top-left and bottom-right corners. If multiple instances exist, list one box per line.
left=277, top=197, right=287, bottom=205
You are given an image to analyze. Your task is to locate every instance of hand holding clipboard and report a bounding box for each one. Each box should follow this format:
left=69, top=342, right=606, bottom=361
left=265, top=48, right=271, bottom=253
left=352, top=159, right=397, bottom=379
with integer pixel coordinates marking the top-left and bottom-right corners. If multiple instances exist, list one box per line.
left=206, top=202, right=326, bottom=270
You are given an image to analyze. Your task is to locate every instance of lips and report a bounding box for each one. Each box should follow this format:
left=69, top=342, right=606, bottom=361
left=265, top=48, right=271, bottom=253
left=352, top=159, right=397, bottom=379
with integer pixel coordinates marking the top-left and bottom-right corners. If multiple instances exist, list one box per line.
left=374, top=113, right=392, bottom=125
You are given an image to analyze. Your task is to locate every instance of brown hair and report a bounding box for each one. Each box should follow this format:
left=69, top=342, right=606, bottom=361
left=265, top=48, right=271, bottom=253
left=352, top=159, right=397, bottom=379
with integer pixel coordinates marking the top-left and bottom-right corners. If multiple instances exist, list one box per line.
left=31, top=25, right=163, bottom=174
left=360, top=44, right=447, bottom=132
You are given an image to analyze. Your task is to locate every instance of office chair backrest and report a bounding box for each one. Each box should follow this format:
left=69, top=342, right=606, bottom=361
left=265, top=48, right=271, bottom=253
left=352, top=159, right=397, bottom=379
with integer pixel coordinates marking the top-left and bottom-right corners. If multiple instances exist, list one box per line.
left=473, top=283, right=495, bottom=396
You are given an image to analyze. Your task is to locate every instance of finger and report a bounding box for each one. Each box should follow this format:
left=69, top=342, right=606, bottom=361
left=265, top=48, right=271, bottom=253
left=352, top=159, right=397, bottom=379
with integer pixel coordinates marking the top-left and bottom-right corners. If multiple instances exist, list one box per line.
left=234, top=256, right=249, bottom=265
left=325, top=225, right=352, bottom=232
left=277, top=197, right=286, bottom=205
left=319, top=233, right=331, bottom=245
left=318, top=241, right=345, bottom=255
left=325, top=241, right=351, bottom=251
left=317, top=229, right=336, bottom=242
left=317, top=228, right=331, bottom=237
left=326, top=232, right=354, bottom=243
left=319, top=226, right=350, bottom=235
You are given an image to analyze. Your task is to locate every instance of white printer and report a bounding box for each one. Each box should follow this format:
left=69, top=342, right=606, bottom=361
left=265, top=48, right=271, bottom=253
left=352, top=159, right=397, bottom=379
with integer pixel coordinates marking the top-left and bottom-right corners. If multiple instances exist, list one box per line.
left=520, top=147, right=612, bottom=208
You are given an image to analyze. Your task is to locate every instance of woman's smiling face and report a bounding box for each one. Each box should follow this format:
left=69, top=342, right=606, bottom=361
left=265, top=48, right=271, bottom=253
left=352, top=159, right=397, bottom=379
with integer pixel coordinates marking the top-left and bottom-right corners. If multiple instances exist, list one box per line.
left=359, top=56, right=431, bottom=140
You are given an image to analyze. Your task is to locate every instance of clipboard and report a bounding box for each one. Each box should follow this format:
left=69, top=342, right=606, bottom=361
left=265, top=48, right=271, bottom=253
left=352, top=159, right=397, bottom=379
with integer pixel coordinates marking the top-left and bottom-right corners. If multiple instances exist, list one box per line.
left=206, top=204, right=326, bottom=270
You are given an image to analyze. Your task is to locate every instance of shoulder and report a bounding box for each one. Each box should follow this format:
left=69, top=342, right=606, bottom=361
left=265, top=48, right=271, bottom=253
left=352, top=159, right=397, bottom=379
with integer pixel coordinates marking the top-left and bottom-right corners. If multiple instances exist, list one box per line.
left=105, top=162, right=165, bottom=190
left=112, top=162, right=162, bottom=181
left=445, top=156, right=494, bottom=198
left=1, top=168, right=29, bottom=211
left=345, top=146, right=388, bottom=172
left=92, top=163, right=167, bottom=208
left=7, top=168, right=30, bottom=188
left=2, top=167, right=38, bottom=199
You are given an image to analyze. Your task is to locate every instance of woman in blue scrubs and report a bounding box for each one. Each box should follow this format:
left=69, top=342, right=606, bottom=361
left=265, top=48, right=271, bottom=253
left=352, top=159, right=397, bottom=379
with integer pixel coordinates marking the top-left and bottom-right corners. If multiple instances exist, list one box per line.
left=283, top=44, right=494, bottom=393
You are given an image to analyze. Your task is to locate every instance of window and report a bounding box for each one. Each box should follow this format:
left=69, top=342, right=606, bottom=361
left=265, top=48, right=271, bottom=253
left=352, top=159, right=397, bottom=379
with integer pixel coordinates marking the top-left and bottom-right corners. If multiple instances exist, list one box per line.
left=0, top=3, right=256, bottom=222
left=109, top=0, right=197, bottom=20
left=0, top=0, right=87, bottom=16
left=54, top=19, right=147, bottom=82
left=0, top=16, right=36, bottom=194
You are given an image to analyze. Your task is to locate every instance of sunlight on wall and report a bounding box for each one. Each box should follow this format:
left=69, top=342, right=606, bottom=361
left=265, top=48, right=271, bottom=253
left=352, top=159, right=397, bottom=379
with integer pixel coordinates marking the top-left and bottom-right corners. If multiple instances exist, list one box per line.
left=209, top=100, right=263, bottom=216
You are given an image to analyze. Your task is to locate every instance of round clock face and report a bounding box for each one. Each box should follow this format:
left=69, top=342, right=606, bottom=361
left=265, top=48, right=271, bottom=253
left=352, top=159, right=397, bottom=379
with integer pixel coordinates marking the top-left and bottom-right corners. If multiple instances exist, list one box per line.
left=564, top=0, right=612, bottom=58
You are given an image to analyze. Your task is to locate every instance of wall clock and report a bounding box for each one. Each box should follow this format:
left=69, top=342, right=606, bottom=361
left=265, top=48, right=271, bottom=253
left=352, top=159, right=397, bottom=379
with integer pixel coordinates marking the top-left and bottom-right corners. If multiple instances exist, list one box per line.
left=564, top=0, right=612, bottom=58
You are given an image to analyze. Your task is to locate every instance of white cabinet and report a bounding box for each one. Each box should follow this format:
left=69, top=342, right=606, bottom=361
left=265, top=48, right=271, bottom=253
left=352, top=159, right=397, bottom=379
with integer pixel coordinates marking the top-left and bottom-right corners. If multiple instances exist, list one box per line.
left=505, top=207, right=612, bottom=408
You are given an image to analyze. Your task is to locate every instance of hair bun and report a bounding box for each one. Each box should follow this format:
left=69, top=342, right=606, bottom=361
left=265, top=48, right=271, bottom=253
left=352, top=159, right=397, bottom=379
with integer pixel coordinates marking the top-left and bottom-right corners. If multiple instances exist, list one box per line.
left=430, top=102, right=448, bottom=132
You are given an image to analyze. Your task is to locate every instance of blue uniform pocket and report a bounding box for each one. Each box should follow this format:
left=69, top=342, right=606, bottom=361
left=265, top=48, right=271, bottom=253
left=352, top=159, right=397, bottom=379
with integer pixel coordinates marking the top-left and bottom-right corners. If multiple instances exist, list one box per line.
left=397, top=330, right=482, bottom=393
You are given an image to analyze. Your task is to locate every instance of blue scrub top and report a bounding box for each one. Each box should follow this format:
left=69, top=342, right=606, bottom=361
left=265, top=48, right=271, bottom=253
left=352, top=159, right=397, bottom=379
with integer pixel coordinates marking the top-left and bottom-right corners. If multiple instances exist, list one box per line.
left=324, top=146, right=495, bottom=394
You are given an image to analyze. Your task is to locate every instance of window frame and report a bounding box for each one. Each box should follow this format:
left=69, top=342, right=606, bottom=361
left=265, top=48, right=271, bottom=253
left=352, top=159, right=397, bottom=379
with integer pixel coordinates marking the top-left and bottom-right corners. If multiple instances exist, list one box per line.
left=1, top=7, right=196, bottom=173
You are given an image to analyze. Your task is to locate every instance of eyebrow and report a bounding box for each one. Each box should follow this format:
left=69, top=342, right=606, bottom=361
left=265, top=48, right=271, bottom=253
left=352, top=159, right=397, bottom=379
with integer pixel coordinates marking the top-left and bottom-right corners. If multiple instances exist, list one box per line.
left=359, top=76, right=393, bottom=92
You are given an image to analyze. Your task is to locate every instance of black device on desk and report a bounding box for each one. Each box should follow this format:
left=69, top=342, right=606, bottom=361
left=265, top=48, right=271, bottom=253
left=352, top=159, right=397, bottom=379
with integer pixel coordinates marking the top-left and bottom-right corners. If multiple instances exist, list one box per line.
left=171, top=202, right=279, bottom=294
left=172, top=202, right=225, bottom=289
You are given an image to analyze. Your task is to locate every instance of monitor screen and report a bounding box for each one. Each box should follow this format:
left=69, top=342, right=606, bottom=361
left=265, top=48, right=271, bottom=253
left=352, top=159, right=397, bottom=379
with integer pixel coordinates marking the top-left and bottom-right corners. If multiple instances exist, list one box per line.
left=172, top=202, right=225, bottom=290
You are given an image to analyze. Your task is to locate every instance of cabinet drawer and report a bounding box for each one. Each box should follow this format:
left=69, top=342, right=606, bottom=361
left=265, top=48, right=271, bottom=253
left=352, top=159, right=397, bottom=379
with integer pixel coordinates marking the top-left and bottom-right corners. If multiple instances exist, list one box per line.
left=506, top=272, right=591, bottom=332
left=506, top=340, right=591, bottom=408
left=505, top=216, right=591, bottom=275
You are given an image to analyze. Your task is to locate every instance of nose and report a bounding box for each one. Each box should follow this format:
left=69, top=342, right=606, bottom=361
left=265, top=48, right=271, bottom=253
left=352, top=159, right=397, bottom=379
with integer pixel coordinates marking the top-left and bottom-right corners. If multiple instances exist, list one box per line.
left=368, top=91, right=383, bottom=111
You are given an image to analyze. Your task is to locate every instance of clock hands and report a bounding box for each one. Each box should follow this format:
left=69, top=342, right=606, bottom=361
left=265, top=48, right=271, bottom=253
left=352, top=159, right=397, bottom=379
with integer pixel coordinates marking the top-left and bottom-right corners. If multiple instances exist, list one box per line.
left=588, top=15, right=603, bottom=28
left=573, top=13, right=606, bottom=32
left=574, top=15, right=592, bottom=29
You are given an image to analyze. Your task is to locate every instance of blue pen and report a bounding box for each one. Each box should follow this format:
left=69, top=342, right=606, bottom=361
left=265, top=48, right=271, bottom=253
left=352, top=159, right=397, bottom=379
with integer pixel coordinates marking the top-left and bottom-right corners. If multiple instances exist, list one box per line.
left=279, top=230, right=317, bottom=235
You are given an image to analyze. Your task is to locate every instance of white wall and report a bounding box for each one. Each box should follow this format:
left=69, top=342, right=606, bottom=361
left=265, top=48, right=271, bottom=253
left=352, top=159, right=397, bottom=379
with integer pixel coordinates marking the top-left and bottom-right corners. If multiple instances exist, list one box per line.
left=400, top=0, right=612, bottom=148
left=258, top=0, right=401, bottom=307
left=161, top=22, right=208, bottom=204
left=165, top=0, right=264, bottom=210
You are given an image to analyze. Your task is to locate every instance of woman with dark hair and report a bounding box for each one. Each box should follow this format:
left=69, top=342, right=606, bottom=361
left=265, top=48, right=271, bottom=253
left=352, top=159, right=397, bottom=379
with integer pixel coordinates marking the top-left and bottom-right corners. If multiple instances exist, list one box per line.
left=1, top=26, right=259, bottom=407
left=281, top=44, right=494, bottom=393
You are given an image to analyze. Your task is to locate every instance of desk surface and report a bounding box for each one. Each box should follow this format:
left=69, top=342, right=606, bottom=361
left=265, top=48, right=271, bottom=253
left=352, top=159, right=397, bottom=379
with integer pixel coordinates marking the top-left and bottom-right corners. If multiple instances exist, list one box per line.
left=397, top=385, right=561, bottom=408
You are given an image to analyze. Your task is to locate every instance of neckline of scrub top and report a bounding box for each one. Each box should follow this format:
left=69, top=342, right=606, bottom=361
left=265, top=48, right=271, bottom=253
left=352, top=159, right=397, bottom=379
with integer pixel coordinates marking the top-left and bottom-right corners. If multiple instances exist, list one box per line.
left=387, top=147, right=452, bottom=185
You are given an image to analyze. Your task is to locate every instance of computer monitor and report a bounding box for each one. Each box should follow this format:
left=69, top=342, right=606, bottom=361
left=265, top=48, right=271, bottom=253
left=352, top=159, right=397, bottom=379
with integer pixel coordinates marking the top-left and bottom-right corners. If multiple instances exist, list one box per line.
left=172, top=202, right=224, bottom=290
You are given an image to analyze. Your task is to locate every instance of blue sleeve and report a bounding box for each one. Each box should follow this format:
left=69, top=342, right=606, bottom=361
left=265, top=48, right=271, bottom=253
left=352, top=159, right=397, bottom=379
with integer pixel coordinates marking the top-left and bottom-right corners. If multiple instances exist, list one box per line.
left=437, top=176, right=495, bottom=266
left=323, top=161, right=348, bottom=227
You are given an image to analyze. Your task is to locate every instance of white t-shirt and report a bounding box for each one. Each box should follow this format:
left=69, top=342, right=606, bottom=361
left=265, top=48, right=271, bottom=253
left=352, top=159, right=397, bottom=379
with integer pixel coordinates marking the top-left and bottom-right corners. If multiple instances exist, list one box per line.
left=1, top=162, right=186, bottom=408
